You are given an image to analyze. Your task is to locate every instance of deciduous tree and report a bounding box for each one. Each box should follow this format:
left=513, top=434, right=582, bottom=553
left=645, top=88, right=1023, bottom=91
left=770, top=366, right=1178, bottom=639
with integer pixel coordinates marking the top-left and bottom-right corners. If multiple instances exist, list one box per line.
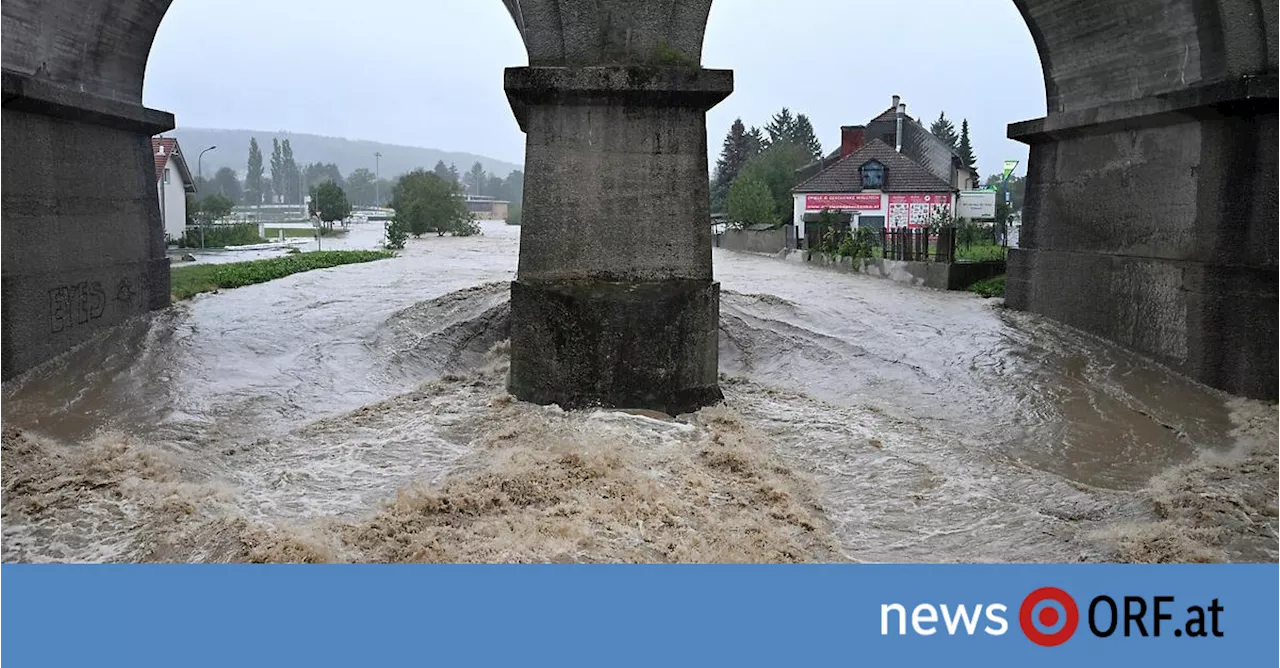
left=737, top=141, right=811, bottom=224
left=245, top=138, right=264, bottom=205
left=282, top=139, right=299, bottom=203
left=346, top=168, right=377, bottom=206
left=308, top=181, right=352, bottom=229
left=196, top=193, right=234, bottom=224
left=726, top=175, right=775, bottom=228
left=464, top=162, right=486, bottom=196
left=391, top=169, right=476, bottom=238
left=270, top=139, right=285, bottom=204
left=212, top=167, right=242, bottom=204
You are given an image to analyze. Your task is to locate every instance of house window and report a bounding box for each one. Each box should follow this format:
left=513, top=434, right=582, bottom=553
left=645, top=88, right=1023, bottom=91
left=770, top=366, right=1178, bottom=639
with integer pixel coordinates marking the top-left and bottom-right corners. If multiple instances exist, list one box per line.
left=163, top=168, right=170, bottom=185
left=860, top=161, right=885, bottom=189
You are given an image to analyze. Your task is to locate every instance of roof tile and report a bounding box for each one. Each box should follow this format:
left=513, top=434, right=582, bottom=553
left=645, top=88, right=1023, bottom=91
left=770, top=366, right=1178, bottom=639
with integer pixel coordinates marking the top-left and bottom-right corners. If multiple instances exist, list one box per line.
left=792, top=139, right=952, bottom=193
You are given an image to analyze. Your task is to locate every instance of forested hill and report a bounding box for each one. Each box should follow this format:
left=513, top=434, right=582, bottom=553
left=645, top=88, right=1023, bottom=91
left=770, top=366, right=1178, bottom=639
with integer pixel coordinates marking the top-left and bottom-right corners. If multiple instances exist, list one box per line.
left=169, top=127, right=521, bottom=180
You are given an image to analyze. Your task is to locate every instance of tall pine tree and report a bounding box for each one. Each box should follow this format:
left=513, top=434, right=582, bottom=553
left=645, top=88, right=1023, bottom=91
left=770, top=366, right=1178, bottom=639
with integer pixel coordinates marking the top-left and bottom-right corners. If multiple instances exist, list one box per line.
left=793, top=114, right=823, bottom=159
left=433, top=160, right=452, bottom=181
left=930, top=112, right=959, bottom=152
left=763, top=107, right=797, bottom=149
left=745, top=126, right=765, bottom=157
left=956, top=119, right=977, bottom=172
left=711, top=119, right=756, bottom=214
left=245, top=138, right=264, bottom=205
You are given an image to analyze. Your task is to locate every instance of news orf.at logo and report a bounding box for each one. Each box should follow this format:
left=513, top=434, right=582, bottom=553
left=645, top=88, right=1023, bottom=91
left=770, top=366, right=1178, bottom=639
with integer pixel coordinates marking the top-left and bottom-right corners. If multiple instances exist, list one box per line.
left=1019, top=587, right=1079, bottom=646
left=880, top=588, right=1225, bottom=645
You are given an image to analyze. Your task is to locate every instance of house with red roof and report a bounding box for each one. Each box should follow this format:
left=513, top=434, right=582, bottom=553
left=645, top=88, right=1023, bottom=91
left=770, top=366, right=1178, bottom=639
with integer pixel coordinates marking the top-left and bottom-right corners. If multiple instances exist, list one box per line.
left=791, top=95, right=978, bottom=240
left=153, top=137, right=197, bottom=243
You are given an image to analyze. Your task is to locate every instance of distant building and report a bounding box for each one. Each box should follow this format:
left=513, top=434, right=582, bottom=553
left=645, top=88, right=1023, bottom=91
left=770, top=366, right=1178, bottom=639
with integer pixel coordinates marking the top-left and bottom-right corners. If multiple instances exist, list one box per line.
left=464, top=195, right=510, bottom=221
left=791, top=95, right=977, bottom=238
left=153, top=137, right=196, bottom=243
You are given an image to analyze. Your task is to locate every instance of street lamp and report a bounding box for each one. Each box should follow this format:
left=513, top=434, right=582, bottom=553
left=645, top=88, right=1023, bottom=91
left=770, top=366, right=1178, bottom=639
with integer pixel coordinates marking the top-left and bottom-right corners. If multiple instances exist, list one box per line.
left=198, top=145, right=217, bottom=182
left=193, top=145, right=218, bottom=252
left=374, top=151, right=382, bottom=207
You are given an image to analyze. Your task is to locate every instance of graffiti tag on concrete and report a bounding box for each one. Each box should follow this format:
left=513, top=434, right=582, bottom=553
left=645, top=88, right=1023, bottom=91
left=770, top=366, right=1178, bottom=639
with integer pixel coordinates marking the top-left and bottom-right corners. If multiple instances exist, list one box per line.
left=49, top=281, right=106, bottom=333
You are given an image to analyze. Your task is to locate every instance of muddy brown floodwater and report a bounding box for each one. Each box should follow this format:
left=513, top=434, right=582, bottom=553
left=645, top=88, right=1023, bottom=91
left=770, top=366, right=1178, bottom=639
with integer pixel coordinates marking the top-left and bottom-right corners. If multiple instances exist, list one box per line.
left=3, top=222, right=1275, bottom=563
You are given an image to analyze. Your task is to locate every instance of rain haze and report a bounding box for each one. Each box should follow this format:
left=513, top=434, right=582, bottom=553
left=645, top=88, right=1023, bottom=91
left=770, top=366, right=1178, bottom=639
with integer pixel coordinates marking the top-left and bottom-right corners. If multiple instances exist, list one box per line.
left=6, top=0, right=1275, bottom=571
left=144, top=0, right=1045, bottom=179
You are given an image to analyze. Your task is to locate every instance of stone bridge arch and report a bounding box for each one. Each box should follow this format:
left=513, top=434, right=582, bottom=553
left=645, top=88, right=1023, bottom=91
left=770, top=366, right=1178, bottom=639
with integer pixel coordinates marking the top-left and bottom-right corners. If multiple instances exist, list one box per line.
left=2, top=0, right=1275, bottom=402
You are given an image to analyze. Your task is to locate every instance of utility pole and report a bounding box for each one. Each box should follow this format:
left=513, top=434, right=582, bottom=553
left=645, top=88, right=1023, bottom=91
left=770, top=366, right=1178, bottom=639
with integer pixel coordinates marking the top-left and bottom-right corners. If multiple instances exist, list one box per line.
left=374, top=151, right=382, bottom=208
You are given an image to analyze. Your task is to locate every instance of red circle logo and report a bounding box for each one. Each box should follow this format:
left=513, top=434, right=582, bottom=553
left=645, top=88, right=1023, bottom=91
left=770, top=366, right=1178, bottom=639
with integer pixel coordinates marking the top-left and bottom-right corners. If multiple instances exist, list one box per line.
left=1019, top=587, right=1079, bottom=646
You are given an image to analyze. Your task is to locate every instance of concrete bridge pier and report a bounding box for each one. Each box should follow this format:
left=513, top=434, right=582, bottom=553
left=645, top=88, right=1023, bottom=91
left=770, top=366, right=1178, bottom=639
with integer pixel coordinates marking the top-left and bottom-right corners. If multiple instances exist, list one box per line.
left=504, top=66, right=732, bottom=414
left=1006, top=78, right=1277, bottom=399
left=1, top=71, right=174, bottom=380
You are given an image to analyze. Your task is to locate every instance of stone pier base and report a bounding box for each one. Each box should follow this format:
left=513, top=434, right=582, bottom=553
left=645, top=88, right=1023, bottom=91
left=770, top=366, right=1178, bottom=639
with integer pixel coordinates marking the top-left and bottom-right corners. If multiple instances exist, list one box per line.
left=508, top=279, right=722, bottom=414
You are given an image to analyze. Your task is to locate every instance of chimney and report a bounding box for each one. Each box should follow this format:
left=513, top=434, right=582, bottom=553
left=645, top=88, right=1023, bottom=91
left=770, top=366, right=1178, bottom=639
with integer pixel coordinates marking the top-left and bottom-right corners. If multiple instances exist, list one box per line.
left=891, top=94, right=900, bottom=109
left=839, top=125, right=865, bottom=158
left=895, top=100, right=906, bottom=152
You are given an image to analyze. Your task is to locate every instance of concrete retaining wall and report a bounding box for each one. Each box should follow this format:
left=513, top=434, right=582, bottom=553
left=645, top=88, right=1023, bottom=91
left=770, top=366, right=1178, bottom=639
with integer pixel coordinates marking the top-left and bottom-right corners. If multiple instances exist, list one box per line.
left=717, top=227, right=789, bottom=254
left=767, top=249, right=1004, bottom=292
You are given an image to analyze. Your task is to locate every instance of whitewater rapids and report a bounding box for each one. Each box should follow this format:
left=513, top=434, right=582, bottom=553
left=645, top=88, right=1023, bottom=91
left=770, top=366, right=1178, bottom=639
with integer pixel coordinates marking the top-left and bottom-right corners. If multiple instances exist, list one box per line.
left=3, top=223, right=1275, bottom=563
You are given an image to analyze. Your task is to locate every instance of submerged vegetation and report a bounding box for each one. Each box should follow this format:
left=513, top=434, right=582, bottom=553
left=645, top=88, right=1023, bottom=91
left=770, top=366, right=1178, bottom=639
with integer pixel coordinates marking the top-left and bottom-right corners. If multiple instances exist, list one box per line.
left=176, top=223, right=265, bottom=249
left=968, top=275, right=1006, bottom=298
left=171, top=250, right=393, bottom=301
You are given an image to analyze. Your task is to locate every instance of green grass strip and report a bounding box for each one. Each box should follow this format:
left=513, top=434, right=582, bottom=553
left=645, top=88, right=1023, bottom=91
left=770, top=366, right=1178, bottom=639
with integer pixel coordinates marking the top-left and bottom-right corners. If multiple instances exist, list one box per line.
left=171, top=250, right=394, bottom=301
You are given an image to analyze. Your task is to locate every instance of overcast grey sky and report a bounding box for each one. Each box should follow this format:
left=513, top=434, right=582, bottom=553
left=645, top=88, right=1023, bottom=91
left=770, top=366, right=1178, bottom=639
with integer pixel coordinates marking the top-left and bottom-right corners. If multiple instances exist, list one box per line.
left=145, top=0, right=1044, bottom=180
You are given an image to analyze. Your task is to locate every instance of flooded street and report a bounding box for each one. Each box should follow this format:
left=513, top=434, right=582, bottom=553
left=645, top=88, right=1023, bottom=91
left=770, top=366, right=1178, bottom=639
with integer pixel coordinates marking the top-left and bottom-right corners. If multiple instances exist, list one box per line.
left=3, top=221, right=1275, bottom=563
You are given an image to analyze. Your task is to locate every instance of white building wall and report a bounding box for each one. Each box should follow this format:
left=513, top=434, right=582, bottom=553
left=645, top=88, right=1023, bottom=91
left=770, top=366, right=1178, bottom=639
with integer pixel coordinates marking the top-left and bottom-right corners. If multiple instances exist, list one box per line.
left=796, top=191, right=961, bottom=229
left=158, top=164, right=188, bottom=243
left=792, top=195, right=806, bottom=238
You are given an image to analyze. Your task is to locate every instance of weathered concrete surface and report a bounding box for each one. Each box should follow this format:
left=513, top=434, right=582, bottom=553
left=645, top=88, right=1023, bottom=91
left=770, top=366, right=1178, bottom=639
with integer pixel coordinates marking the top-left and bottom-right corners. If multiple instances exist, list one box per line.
left=502, top=0, right=713, bottom=67
left=1007, top=78, right=1278, bottom=399
left=2, top=72, right=173, bottom=380
left=1003, top=0, right=1278, bottom=400
left=509, top=280, right=721, bottom=414
left=506, top=65, right=731, bottom=412
left=718, top=227, right=790, bottom=255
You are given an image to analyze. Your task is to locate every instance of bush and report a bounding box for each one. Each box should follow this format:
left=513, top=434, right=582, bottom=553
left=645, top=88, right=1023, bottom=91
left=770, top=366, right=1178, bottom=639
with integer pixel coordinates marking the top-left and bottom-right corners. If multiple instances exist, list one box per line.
left=385, top=217, right=409, bottom=249
left=178, top=223, right=264, bottom=248
left=506, top=205, right=521, bottom=226
left=452, top=215, right=481, bottom=237
left=390, top=169, right=472, bottom=238
left=968, top=275, right=1006, bottom=298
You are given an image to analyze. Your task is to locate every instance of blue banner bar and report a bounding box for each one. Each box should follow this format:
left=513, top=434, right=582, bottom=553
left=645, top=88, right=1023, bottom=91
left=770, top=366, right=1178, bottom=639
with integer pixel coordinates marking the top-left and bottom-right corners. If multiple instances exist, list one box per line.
left=3, top=565, right=1276, bottom=666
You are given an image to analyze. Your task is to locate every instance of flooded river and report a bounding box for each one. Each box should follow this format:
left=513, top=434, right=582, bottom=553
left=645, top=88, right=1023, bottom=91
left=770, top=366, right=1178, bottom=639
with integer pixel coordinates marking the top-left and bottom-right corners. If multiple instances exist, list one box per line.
left=3, top=222, right=1275, bottom=563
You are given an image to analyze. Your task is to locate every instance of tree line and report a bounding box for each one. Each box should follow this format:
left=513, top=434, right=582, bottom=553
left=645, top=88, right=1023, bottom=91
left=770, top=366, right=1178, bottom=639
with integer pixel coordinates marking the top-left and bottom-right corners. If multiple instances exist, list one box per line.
left=712, top=107, right=823, bottom=228
left=191, top=139, right=524, bottom=209
left=929, top=111, right=977, bottom=174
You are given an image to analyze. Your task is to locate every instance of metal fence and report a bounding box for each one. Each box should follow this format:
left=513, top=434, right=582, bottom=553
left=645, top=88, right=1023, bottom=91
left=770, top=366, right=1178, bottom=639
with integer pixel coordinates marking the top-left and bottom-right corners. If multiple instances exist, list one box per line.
left=881, top=227, right=956, bottom=263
